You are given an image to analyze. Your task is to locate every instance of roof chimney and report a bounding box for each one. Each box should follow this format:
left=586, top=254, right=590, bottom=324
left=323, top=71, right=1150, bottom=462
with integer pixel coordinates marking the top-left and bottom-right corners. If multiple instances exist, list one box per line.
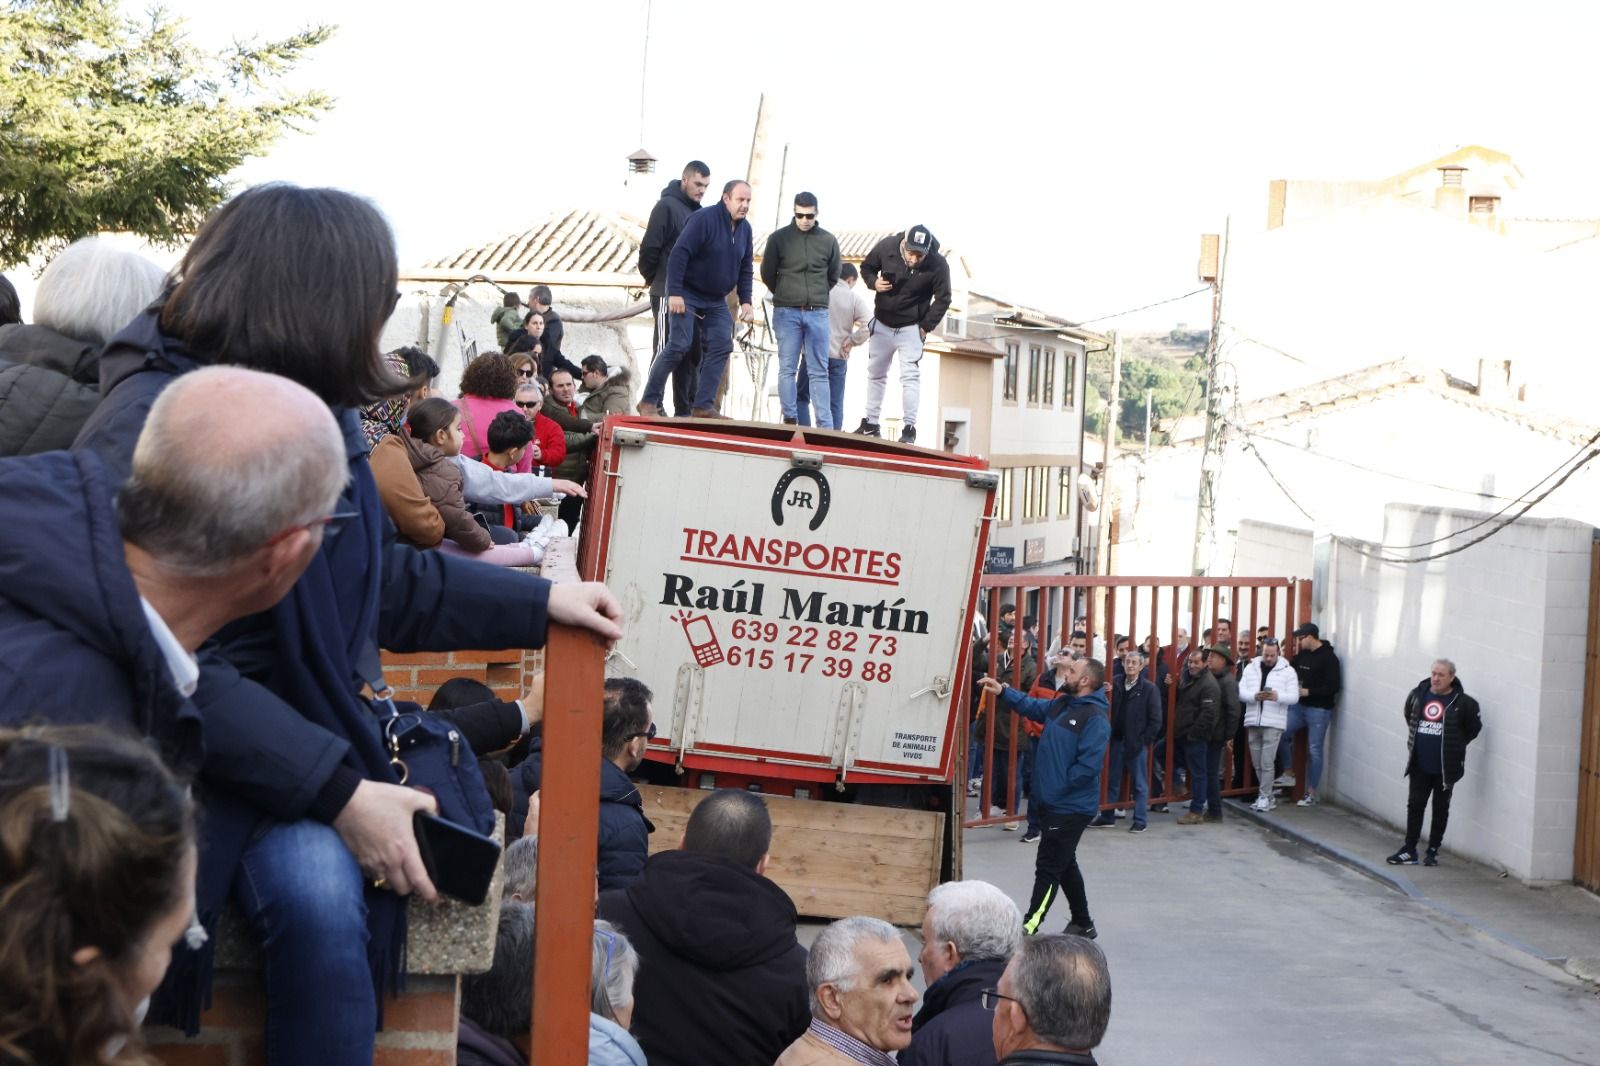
left=627, top=148, right=657, bottom=175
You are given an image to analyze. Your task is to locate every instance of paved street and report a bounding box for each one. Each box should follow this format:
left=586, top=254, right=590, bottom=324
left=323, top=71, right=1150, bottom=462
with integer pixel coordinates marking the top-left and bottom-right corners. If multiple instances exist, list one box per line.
left=956, top=809, right=1600, bottom=1065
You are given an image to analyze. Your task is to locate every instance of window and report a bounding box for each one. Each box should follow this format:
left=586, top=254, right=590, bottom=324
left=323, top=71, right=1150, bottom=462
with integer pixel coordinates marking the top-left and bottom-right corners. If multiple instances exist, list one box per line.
left=1042, top=347, right=1056, bottom=407
left=944, top=315, right=962, bottom=337
left=1058, top=466, right=1072, bottom=517
left=1062, top=351, right=1077, bottom=408
left=1022, top=466, right=1051, bottom=520
left=1003, top=343, right=1019, bottom=401
left=1027, top=345, right=1041, bottom=403
left=997, top=468, right=1013, bottom=523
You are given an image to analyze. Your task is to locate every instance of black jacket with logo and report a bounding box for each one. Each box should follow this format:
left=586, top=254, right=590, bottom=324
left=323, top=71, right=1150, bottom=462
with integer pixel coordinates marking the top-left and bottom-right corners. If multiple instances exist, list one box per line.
left=1403, top=675, right=1482, bottom=784
left=860, top=233, right=953, bottom=333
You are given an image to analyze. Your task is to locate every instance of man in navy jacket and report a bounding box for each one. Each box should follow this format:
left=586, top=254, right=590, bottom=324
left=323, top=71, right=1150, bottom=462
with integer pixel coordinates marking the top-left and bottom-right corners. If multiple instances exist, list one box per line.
left=980, top=657, right=1111, bottom=939
left=637, top=179, right=755, bottom=418
left=1089, top=647, right=1163, bottom=832
left=0, top=367, right=348, bottom=778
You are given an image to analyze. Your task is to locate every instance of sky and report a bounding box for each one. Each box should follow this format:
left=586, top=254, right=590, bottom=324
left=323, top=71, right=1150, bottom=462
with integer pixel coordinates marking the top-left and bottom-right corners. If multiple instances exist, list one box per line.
left=154, top=0, right=1600, bottom=331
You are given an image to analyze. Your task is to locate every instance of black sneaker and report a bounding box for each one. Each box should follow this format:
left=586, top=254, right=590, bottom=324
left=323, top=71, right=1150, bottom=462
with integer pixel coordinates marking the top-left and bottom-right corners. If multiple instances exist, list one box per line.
left=1423, top=849, right=1439, bottom=867
left=1063, top=922, right=1098, bottom=940
left=1203, top=810, right=1222, bottom=823
left=1019, top=829, right=1040, bottom=844
left=1128, top=823, right=1148, bottom=833
left=898, top=425, right=917, bottom=444
left=1087, top=814, right=1115, bottom=828
left=854, top=419, right=881, bottom=437
left=1151, top=803, right=1169, bottom=814
left=1387, top=848, right=1419, bottom=865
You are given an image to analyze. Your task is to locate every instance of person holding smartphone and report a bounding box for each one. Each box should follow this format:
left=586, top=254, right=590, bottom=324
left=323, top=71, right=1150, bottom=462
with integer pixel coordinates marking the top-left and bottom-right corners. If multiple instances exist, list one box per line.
left=855, top=225, right=951, bottom=445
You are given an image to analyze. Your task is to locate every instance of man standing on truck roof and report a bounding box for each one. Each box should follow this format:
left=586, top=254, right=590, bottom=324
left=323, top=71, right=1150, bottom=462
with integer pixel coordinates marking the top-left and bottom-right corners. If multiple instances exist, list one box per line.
left=639, top=160, right=710, bottom=417
left=637, top=180, right=756, bottom=420
left=761, top=191, right=842, bottom=428
left=855, top=225, right=952, bottom=445
left=979, top=657, right=1111, bottom=940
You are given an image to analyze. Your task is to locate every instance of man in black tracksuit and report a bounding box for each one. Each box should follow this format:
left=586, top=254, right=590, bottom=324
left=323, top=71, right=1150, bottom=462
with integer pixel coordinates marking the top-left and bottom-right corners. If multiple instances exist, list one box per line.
left=638, top=162, right=709, bottom=416
left=856, top=225, right=952, bottom=444
left=1387, top=659, right=1482, bottom=866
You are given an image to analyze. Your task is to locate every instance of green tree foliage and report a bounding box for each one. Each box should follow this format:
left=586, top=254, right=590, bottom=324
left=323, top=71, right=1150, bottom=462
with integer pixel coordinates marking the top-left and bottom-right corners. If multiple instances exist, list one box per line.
left=0, top=0, right=333, bottom=266
left=1084, top=346, right=1205, bottom=445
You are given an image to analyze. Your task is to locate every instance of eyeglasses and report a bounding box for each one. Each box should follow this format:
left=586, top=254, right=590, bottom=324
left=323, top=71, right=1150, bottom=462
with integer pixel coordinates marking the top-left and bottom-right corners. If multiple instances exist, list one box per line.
left=980, top=988, right=1025, bottom=1015
left=1262, top=637, right=1280, bottom=646
left=267, top=509, right=360, bottom=547
left=626, top=722, right=657, bottom=742
left=595, top=926, right=618, bottom=983
left=794, top=212, right=816, bottom=220
left=517, top=401, right=539, bottom=410
left=517, top=368, right=536, bottom=378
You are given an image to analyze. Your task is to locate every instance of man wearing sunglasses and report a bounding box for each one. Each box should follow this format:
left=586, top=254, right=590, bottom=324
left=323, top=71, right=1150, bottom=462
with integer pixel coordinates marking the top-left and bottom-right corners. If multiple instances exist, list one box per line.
left=986, top=935, right=1111, bottom=1065
left=760, top=192, right=842, bottom=428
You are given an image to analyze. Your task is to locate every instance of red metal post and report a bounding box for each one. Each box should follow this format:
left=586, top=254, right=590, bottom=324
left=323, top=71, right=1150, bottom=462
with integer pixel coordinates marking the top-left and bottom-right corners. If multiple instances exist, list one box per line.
left=530, top=623, right=607, bottom=1066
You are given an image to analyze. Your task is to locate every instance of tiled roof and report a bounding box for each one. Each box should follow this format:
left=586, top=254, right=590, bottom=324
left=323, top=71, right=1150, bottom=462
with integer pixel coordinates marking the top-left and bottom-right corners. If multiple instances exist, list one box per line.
left=754, top=228, right=927, bottom=261
left=427, top=210, right=646, bottom=276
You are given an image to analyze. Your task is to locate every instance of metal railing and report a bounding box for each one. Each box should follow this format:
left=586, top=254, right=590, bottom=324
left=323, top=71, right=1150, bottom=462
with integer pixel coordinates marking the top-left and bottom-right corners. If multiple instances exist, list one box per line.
left=963, top=575, right=1312, bottom=829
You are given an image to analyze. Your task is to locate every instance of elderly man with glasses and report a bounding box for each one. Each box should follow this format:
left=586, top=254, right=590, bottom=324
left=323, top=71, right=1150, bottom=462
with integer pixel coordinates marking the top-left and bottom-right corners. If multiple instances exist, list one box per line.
left=985, top=935, right=1111, bottom=1066
left=776, top=916, right=918, bottom=1066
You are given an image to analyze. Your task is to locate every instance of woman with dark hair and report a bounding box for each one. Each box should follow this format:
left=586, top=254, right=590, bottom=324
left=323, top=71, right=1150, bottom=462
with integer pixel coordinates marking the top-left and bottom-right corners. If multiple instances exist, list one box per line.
left=0, top=724, right=197, bottom=1066
left=67, top=183, right=622, bottom=1066
left=456, top=352, right=533, bottom=473
left=502, top=309, right=544, bottom=355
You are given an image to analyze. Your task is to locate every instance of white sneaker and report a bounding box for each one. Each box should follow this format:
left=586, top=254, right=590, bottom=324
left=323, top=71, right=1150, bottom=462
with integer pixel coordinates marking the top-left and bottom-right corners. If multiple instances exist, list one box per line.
left=988, top=806, right=1006, bottom=819
left=967, top=778, right=981, bottom=797
left=1250, top=797, right=1268, bottom=812
left=1266, top=796, right=1278, bottom=811
left=1296, top=791, right=1318, bottom=807
left=1274, top=773, right=1296, bottom=788
left=1114, top=809, right=1126, bottom=819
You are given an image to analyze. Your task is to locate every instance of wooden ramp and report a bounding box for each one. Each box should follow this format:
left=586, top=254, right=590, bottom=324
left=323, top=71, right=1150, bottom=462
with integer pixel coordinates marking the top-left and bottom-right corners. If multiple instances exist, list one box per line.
left=640, top=786, right=944, bottom=926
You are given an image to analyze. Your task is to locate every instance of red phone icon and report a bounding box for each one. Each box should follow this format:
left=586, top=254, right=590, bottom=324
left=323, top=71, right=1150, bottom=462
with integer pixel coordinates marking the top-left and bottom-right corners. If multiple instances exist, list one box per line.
left=680, top=613, right=725, bottom=667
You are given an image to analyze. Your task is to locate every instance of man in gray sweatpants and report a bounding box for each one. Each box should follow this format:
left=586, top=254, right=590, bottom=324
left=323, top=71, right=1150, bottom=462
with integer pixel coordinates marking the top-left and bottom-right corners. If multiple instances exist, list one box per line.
left=856, top=225, right=952, bottom=446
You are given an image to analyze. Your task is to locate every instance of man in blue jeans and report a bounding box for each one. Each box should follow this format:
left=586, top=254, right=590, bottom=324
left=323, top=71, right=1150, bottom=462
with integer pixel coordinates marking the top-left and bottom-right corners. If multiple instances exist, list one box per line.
left=1089, top=647, right=1163, bottom=833
left=637, top=180, right=755, bottom=418
left=760, top=191, right=840, bottom=427
left=1278, top=621, right=1342, bottom=805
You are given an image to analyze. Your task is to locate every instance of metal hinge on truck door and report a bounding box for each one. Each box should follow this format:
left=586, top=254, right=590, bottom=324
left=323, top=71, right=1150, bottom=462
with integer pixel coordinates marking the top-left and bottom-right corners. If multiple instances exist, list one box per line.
left=829, top=683, right=866, bottom=792
left=669, top=663, right=706, bottom=776
left=909, top=676, right=952, bottom=700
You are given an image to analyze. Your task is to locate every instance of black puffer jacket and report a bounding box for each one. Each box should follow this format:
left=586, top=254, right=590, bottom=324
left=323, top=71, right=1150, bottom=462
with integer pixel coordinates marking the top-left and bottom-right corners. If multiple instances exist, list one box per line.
left=1173, top=668, right=1219, bottom=743
left=639, top=180, right=702, bottom=298
left=0, top=324, right=101, bottom=455
left=1403, top=676, right=1483, bottom=784
left=597, top=850, right=809, bottom=1066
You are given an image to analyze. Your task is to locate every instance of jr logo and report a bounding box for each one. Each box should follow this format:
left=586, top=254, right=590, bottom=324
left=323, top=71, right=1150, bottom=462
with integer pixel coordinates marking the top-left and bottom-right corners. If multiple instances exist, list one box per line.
left=771, top=468, right=831, bottom=531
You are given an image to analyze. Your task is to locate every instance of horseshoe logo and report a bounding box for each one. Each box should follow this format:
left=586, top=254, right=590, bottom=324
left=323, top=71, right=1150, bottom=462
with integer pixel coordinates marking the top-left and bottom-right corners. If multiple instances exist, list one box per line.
left=771, top=468, right=831, bottom=531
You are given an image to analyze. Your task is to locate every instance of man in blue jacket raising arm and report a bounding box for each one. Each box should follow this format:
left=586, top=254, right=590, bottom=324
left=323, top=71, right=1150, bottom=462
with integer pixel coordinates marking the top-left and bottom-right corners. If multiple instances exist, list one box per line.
left=637, top=179, right=755, bottom=418
left=979, top=657, right=1111, bottom=940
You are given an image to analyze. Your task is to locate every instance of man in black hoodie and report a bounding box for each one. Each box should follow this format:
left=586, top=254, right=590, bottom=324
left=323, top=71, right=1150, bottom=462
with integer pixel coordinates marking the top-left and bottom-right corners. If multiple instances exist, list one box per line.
left=856, top=225, right=952, bottom=444
left=639, top=161, right=710, bottom=416
left=598, top=788, right=809, bottom=1066
left=1279, top=622, right=1342, bottom=805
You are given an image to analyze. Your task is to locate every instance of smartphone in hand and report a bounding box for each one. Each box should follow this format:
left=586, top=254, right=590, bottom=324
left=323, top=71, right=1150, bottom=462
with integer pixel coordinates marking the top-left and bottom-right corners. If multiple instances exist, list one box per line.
left=414, top=811, right=502, bottom=906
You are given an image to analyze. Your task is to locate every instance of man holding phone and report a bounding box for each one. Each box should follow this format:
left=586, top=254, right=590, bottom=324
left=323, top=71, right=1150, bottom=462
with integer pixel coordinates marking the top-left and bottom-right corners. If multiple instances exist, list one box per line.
left=856, top=225, right=952, bottom=445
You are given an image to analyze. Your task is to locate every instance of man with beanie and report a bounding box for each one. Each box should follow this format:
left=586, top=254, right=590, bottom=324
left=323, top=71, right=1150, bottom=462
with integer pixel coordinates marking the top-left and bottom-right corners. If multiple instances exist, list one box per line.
left=856, top=225, right=952, bottom=444
left=1387, top=659, right=1482, bottom=866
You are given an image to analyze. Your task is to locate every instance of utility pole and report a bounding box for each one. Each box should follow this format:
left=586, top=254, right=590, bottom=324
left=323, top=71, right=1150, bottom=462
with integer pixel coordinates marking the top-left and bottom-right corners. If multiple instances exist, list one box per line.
left=1097, top=330, right=1122, bottom=578
left=1192, top=219, right=1229, bottom=576
left=1144, top=388, right=1153, bottom=461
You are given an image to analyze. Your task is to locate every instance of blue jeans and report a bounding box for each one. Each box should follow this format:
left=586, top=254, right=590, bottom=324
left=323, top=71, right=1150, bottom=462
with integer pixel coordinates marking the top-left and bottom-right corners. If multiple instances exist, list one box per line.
left=1105, top=744, right=1150, bottom=826
left=234, top=819, right=374, bottom=1066
left=774, top=307, right=833, bottom=427
left=642, top=295, right=733, bottom=412
left=796, top=356, right=848, bottom=430
left=1185, top=739, right=1224, bottom=814
left=1278, top=705, right=1332, bottom=790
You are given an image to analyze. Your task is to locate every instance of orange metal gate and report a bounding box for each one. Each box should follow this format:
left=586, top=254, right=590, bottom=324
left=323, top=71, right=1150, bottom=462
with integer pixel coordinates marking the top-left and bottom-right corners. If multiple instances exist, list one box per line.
left=963, top=575, right=1312, bottom=829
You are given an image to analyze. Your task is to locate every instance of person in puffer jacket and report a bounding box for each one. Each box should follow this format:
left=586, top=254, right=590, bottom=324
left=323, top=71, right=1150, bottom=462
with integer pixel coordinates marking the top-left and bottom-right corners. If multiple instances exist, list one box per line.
left=1238, top=637, right=1299, bottom=811
left=0, top=238, right=166, bottom=456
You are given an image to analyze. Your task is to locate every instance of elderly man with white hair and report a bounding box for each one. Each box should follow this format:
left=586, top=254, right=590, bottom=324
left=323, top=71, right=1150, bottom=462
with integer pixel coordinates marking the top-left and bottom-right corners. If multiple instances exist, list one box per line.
left=774, top=916, right=918, bottom=1066
left=0, top=365, right=348, bottom=776
left=0, top=236, right=167, bottom=455
left=902, top=881, right=1023, bottom=1066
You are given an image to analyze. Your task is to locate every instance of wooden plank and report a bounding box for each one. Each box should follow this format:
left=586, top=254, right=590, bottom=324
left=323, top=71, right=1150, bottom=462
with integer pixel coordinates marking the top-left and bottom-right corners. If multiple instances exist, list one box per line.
left=638, top=786, right=941, bottom=925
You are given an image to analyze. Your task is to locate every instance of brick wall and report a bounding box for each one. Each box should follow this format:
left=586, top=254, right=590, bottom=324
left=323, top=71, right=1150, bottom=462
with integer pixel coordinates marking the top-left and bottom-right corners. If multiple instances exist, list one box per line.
left=380, top=647, right=537, bottom=707
left=144, top=974, right=460, bottom=1066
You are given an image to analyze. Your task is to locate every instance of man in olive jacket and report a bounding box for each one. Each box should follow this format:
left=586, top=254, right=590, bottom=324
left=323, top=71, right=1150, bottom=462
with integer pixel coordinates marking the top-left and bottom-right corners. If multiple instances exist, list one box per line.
left=1174, top=649, right=1221, bottom=825
left=760, top=192, right=842, bottom=428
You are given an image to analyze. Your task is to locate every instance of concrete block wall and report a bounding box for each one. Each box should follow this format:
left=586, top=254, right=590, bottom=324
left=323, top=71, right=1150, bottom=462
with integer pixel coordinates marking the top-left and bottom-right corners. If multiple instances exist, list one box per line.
left=1315, top=504, right=1592, bottom=880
